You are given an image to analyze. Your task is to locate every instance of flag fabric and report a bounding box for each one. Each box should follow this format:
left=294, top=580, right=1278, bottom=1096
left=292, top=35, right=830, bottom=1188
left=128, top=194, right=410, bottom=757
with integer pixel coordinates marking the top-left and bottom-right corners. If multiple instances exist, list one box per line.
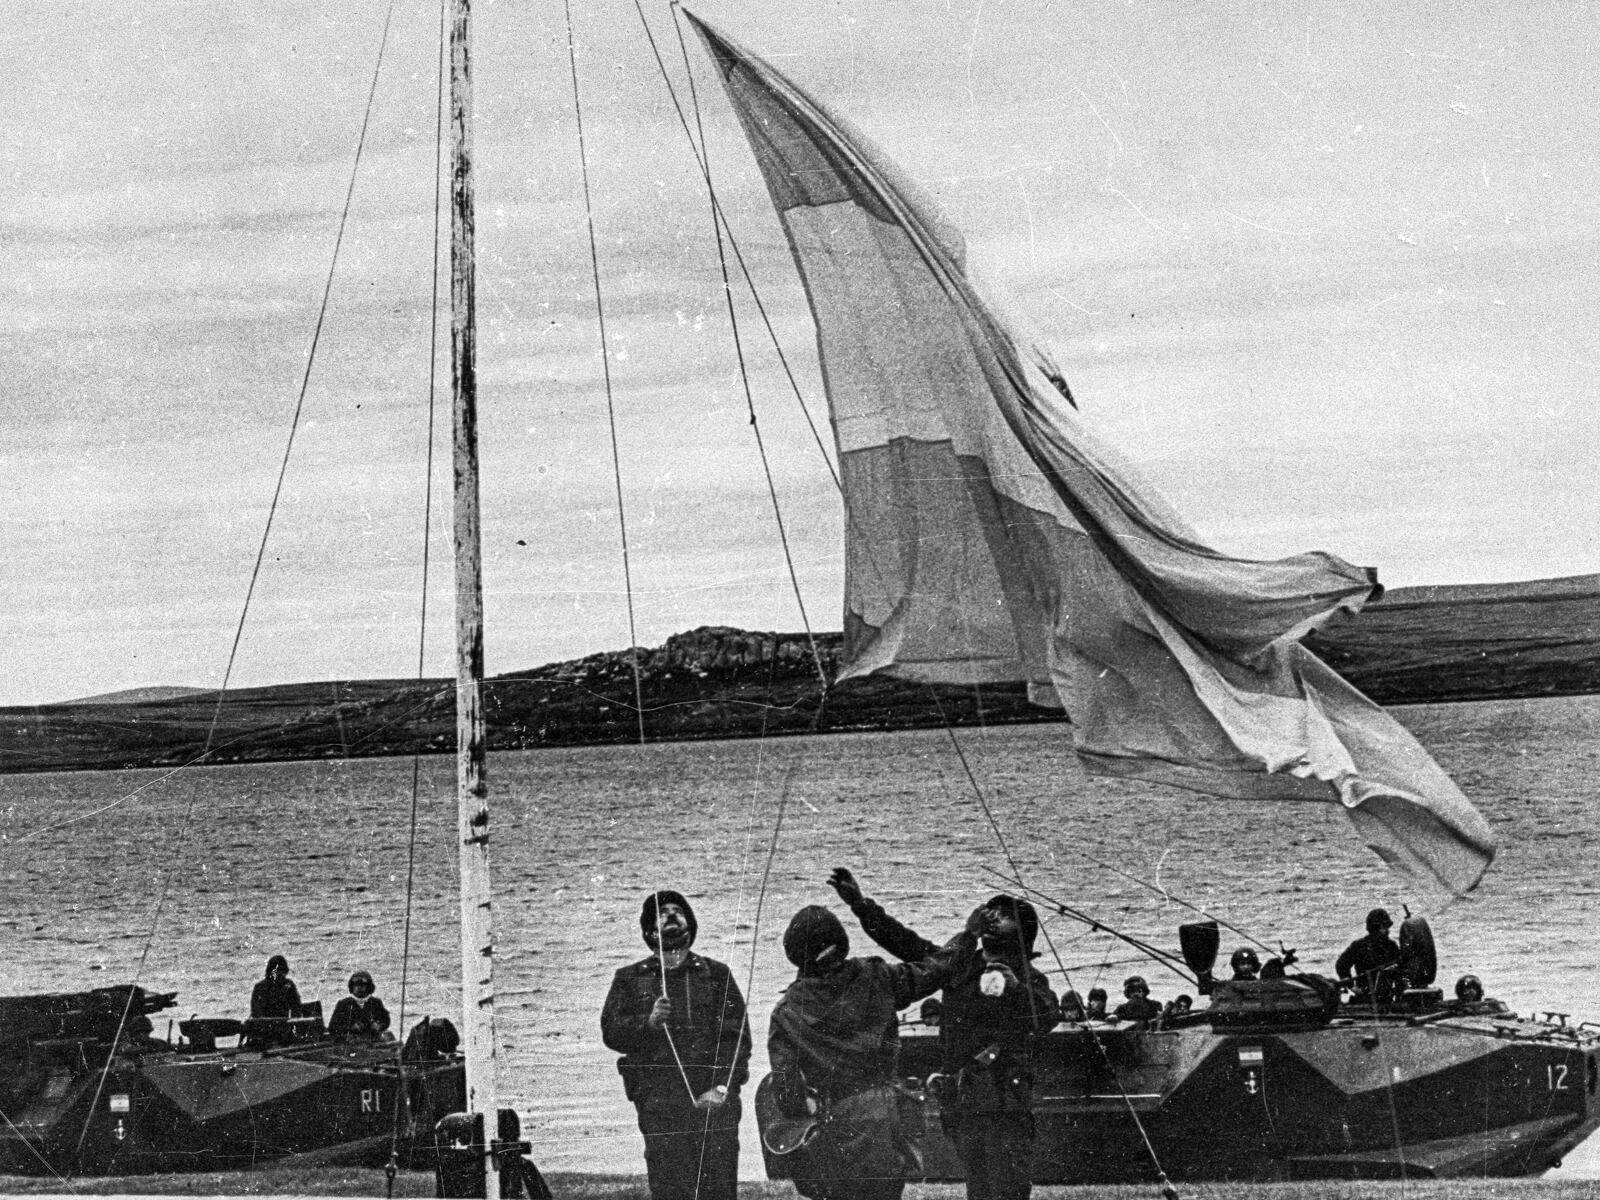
left=689, top=15, right=1495, bottom=894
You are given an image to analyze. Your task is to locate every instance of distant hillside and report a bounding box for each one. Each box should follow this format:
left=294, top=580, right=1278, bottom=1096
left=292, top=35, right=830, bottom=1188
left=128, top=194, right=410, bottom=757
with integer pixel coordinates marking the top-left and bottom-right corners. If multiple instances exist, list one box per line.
left=57, top=685, right=213, bottom=706
left=1, top=574, right=1596, bottom=775
left=1303, top=573, right=1600, bottom=705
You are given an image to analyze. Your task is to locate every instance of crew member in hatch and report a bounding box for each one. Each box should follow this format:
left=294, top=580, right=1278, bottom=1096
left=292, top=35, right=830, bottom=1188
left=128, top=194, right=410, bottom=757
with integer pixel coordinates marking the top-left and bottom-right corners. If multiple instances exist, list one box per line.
left=329, top=970, right=391, bottom=1041
left=1335, top=907, right=1403, bottom=1004
left=251, top=954, right=303, bottom=1019
left=601, top=890, right=750, bottom=1200
left=1113, top=976, right=1162, bottom=1024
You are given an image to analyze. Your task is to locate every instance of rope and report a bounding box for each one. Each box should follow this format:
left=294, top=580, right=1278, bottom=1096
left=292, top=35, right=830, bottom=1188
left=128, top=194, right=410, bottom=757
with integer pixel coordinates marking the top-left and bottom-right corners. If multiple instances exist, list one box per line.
left=565, top=0, right=648, bottom=744
left=1076, top=851, right=1276, bottom=956
left=390, top=0, right=450, bottom=1182
left=1028, top=897, right=1182, bottom=1200
left=728, top=760, right=793, bottom=1089
left=68, top=2, right=401, bottom=1174
left=651, top=6, right=843, bottom=504
left=0, top=1105, right=69, bottom=1182
left=632, top=0, right=828, bottom=695
left=654, top=899, right=702, bottom=1105
left=984, top=868, right=1198, bottom=986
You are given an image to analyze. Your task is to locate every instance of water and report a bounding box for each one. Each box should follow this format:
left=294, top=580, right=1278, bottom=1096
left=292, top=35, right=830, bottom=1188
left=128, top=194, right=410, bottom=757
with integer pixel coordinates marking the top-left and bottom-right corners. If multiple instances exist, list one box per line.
left=3, top=694, right=1598, bottom=1177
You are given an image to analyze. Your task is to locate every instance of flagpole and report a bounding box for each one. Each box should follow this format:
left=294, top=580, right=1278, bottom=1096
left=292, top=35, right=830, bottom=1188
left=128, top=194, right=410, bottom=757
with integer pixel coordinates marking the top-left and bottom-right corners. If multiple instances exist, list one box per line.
left=449, top=0, right=500, bottom=1194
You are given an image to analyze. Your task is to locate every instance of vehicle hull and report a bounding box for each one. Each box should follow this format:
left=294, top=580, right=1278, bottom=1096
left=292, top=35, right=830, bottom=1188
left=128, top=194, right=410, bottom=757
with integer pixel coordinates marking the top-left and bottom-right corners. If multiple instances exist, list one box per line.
left=900, top=1012, right=1600, bottom=1182
left=0, top=987, right=464, bottom=1177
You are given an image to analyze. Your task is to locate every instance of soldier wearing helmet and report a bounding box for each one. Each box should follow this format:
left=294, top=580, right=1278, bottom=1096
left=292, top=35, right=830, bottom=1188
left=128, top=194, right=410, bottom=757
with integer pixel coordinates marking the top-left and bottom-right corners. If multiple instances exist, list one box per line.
left=1334, top=908, right=1402, bottom=1004
left=601, top=890, right=750, bottom=1200
left=823, top=868, right=1059, bottom=1200
left=328, top=969, right=390, bottom=1041
left=1229, top=947, right=1260, bottom=981
left=1113, top=976, right=1162, bottom=1023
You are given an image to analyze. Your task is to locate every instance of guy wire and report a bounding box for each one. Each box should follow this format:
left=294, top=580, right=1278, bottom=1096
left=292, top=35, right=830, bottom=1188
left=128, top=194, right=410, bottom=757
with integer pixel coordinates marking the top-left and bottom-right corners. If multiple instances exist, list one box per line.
left=566, top=0, right=648, bottom=744
left=70, top=1, right=401, bottom=1172
left=390, top=0, right=451, bottom=1182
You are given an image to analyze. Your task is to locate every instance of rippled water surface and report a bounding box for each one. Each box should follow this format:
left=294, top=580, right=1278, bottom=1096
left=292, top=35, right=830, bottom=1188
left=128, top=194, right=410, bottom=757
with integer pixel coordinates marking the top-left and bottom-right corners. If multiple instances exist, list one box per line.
left=3, top=694, right=1599, bottom=1177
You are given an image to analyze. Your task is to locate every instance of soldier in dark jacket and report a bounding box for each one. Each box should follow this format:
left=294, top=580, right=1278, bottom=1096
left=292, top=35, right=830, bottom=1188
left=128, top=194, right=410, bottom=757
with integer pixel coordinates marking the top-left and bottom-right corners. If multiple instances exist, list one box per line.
left=601, top=890, right=750, bottom=1200
left=827, top=869, right=1060, bottom=1200
left=328, top=970, right=391, bottom=1041
left=768, top=903, right=978, bottom=1200
left=1112, top=976, right=1162, bottom=1024
left=1335, top=907, right=1402, bottom=1004
left=250, top=955, right=303, bottom=1019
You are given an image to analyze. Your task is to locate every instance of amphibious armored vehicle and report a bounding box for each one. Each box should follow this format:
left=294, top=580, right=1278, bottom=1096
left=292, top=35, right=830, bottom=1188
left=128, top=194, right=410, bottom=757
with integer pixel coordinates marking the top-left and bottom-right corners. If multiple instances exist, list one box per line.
left=0, top=983, right=464, bottom=1176
left=900, top=951, right=1600, bottom=1181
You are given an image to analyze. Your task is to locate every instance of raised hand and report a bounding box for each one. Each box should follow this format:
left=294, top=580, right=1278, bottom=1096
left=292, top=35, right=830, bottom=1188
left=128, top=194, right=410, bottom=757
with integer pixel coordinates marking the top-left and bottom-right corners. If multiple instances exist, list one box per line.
left=965, top=904, right=995, bottom=938
left=827, top=867, right=864, bottom=906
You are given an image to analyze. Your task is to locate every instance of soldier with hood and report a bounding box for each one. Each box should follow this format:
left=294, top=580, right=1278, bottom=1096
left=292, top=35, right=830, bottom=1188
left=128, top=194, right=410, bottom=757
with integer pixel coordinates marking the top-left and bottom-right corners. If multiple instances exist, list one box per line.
left=826, top=869, right=1060, bottom=1200
left=250, top=954, right=302, bottom=1020
left=767, top=902, right=979, bottom=1200
left=601, top=890, right=750, bottom=1200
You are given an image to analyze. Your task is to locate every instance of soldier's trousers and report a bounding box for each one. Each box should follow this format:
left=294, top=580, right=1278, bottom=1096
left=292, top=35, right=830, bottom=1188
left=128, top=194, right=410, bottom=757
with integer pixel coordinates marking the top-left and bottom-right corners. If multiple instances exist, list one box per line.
left=949, top=1111, right=1035, bottom=1200
left=635, top=1096, right=741, bottom=1200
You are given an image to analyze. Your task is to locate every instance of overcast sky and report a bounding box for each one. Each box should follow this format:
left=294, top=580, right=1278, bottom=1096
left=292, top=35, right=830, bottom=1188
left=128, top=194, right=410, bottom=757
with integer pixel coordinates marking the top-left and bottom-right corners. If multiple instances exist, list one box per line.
left=2, top=0, right=1596, bottom=706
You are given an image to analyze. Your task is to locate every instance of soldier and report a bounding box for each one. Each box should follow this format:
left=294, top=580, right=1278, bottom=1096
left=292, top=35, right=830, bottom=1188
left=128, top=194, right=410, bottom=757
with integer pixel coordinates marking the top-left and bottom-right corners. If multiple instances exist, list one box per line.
left=247, top=954, right=304, bottom=1048
left=250, top=954, right=302, bottom=1020
left=1112, top=976, right=1162, bottom=1023
left=1084, top=988, right=1109, bottom=1021
left=1228, top=947, right=1260, bottom=981
left=1335, top=908, right=1402, bottom=1004
left=328, top=970, right=390, bottom=1042
left=825, top=869, right=1060, bottom=1200
left=767, top=902, right=978, bottom=1200
left=601, top=890, right=750, bottom=1200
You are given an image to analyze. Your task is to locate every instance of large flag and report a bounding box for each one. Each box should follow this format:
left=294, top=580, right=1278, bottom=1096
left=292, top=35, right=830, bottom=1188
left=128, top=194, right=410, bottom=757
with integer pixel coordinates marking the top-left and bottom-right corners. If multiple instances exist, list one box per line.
left=689, top=15, right=1495, bottom=894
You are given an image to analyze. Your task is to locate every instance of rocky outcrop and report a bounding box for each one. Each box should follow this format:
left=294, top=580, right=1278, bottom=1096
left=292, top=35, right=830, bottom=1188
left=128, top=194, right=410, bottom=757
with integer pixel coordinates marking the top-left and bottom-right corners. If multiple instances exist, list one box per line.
left=6, top=576, right=1600, bottom=774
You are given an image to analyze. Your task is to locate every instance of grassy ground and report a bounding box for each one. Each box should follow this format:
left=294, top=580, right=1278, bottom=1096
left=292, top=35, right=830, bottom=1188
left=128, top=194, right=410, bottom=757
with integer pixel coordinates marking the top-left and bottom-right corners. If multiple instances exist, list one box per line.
left=2, top=1172, right=1599, bottom=1199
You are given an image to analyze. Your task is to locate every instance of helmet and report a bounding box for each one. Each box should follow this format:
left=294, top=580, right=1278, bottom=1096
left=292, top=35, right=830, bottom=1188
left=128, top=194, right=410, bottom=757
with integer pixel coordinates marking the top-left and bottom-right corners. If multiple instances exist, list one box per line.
left=1455, top=974, right=1484, bottom=1003
left=783, top=905, right=849, bottom=972
left=981, top=894, right=1040, bottom=948
left=640, top=890, right=698, bottom=948
left=1230, top=947, right=1260, bottom=976
left=1123, top=975, right=1149, bottom=997
left=348, top=970, right=375, bottom=994
left=1366, top=908, right=1392, bottom=933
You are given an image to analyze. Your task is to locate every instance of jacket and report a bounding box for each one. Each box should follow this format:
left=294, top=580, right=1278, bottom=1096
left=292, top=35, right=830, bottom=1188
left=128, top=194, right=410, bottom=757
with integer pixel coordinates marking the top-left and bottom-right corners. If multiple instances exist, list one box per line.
left=847, top=896, right=1059, bottom=1111
left=768, top=934, right=973, bottom=1112
left=601, top=951, right=751, bottom=1106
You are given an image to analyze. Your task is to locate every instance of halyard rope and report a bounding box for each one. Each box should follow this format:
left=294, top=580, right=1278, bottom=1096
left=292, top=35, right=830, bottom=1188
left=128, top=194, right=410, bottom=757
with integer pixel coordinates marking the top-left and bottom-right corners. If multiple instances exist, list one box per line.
left=565, top=0, right=648, bottom=745
left=69, top=0, right=402, bottom=1173
left=388, top=0, right=451, bottom=1187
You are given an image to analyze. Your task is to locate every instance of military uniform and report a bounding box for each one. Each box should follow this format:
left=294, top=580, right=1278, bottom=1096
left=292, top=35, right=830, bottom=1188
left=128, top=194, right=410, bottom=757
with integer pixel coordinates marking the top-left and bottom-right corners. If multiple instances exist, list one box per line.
left=767, top=904, right=975, bottom=1200
left=601, top=893, right=750, bottom=1200
left=1336, top=909, right=1403, bottom=1004
left=843, top=895, right=1059, bottom=1200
